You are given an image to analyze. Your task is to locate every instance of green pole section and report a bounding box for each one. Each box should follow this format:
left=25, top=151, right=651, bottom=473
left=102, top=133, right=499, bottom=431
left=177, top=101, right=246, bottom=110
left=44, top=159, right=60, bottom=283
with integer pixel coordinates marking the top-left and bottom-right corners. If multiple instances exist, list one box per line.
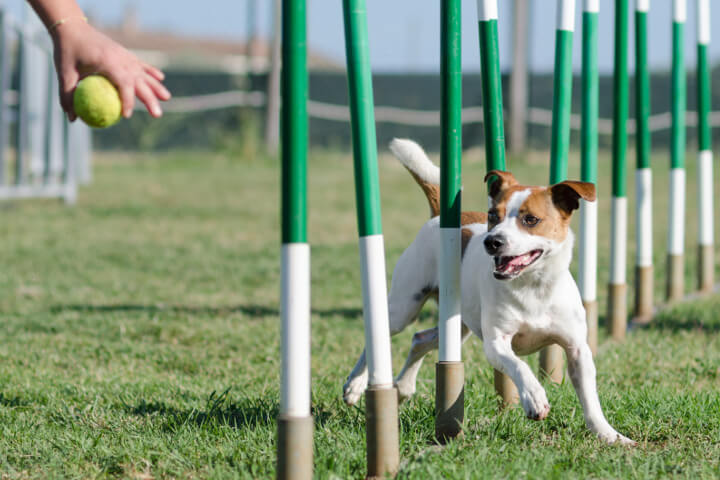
left=280, top=0, right=307, bottom=244
left=697, top=46, right=711, bottom=152
left=549, top=29, right=574, bottom=184
left=441, top=0, right=462, bottom=227
left=635, top=8, right=650, bottom=169
left=343, top=0, right=383, bottom=237
left=612, top=0, right=629, bottom=197
left=478, top=17, right=506, bottom=172
left=0, top=10, right=7, bottom=185
left=670, top=21, right=685, bottom=169
left=581, top=10, right=598, bottom=184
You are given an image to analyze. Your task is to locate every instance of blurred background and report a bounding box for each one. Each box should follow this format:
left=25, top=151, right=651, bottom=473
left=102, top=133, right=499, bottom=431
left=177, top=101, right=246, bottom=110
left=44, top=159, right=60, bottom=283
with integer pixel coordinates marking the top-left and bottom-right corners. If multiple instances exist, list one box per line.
left=0, top=0, right=719, bottom=192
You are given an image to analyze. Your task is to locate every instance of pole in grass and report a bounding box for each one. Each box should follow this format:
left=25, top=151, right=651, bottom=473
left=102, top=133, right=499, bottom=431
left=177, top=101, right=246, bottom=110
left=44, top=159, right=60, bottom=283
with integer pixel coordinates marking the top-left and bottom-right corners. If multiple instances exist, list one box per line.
left=277, top=1, right=313, bottom=479
left=579, top=0, right=599, bottom=353
left=477, top=0, right=518, bottom=407
left=666, top=0, right=686, bottom=302
left=436, top=0, right=464, bottom=443
left=634, top=0, right=653, bottom=322
left=540, top=0, right=574, bottom=382
left=696, top=0, right=713, bottom=293
left=608, top=0, right=629, bottom=341
left=342, top=0, right=399, bottom=477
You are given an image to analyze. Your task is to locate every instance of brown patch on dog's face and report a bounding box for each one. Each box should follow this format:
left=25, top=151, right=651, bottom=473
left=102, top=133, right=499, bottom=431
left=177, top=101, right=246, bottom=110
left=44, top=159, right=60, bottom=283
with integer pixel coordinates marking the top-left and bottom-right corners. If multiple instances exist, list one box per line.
left=516, top=189, right=571, bottom=242
left=487, top=185, right=541, bottom=230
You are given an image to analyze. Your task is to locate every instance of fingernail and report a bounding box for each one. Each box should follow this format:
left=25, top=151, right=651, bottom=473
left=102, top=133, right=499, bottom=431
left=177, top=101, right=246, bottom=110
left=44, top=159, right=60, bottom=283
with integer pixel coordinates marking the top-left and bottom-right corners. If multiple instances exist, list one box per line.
left=153, top=106, right=162, bottom=117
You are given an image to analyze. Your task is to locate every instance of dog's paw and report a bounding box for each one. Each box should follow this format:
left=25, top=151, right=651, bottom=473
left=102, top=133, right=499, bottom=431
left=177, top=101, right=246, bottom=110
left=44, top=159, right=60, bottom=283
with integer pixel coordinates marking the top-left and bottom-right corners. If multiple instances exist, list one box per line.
left=342, top=374, right=368, bottom=406
left=598, top=430, right=636, bottom=446
left=395, top=379, right=415, bottom=404
left=520, top=386, right=550, bottom=420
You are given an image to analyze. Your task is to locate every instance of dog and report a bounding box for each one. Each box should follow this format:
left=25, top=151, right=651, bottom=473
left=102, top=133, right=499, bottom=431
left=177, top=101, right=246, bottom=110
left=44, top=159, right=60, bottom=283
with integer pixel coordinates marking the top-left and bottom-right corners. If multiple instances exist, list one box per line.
left=343, top=139, right=634, bottom=445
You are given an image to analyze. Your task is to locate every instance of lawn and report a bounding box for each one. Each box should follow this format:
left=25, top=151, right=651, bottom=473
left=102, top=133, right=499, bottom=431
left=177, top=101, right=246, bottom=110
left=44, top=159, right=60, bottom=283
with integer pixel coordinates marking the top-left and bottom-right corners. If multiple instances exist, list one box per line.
left=0, top=145, right=719, bottom=478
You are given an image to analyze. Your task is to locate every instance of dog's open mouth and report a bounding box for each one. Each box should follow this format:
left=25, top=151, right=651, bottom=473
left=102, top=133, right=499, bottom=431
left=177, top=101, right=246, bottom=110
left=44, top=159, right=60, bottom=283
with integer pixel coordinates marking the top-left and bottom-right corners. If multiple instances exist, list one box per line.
left=493, top=249, right=543, bottom=279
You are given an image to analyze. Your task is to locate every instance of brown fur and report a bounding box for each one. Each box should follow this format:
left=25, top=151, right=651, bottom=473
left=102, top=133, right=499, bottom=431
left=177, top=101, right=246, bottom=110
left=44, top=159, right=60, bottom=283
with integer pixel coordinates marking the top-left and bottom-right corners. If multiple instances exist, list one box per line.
left=408, top=171, right=441, bottom=218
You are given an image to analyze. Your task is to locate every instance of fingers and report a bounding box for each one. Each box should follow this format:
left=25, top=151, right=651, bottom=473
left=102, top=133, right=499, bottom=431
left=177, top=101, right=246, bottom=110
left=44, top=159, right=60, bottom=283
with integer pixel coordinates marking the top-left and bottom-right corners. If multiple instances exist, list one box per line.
left=143, top=63, right=165, bottom=82
left=146, top=75, right=171, bottom=101
left=117, top=81, right=136, bottom=118
left=58, top=67, right=80, bottom=121
left=135, top=80, right=162, bottom=118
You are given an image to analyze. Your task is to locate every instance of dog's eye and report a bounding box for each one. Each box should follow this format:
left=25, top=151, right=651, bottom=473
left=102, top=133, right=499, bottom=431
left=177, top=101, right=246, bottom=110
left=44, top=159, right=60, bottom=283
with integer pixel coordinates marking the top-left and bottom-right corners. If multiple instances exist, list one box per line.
left=488, top=210, right=500, bottom=224
left=522, top=214, right=540, bottom=227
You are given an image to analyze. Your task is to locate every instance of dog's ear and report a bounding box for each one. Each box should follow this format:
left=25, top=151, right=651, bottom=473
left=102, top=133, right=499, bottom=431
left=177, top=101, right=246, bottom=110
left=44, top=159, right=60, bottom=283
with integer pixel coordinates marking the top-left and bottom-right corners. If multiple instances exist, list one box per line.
left=483, top=170, right=518, bottom=199
left=550, top=181, right=596, bottom=215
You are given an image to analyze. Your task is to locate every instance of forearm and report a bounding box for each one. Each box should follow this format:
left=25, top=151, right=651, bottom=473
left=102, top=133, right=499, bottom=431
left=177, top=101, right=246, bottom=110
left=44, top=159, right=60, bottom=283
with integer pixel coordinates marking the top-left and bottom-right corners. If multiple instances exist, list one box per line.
left=26, top=0, right=85, bottom=31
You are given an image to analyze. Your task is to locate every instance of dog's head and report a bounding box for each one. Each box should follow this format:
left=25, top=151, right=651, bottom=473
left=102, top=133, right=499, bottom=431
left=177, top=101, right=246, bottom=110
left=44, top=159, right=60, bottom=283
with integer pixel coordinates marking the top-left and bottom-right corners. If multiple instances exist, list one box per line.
left=482, top=170, right=596, bottom=281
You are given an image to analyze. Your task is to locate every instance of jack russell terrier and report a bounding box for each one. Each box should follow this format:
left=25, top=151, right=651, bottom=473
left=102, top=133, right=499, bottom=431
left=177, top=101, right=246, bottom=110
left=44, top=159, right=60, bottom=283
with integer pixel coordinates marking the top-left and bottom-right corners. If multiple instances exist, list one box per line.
left=343, top=139, right=634, bottom=445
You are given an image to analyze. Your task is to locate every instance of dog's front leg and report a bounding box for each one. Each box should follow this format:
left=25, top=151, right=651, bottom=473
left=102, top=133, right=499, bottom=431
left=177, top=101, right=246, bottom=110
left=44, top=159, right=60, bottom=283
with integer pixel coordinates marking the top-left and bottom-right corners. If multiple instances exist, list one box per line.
left=343, top=349, right=368, bottom=406
left=565, top=343, right=635, bottom=445
left=484, top=334, right=550, bottom=420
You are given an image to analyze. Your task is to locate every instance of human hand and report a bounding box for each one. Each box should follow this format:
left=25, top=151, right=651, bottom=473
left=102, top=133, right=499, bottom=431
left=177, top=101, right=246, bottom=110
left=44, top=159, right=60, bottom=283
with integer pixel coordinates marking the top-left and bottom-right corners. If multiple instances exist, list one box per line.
left=50, top=19, right=171, bottom=121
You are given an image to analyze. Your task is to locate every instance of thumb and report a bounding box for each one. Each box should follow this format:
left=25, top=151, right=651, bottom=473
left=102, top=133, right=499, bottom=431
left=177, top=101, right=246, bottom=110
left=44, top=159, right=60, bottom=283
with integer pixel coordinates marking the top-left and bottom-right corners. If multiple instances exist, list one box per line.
left=58, top=68, right=80, bottom=121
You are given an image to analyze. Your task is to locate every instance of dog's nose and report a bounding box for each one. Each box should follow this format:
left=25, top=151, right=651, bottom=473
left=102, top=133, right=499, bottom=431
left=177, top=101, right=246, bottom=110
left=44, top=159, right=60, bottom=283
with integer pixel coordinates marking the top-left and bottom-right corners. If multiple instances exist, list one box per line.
left=484, top=235, right=506, bottom=255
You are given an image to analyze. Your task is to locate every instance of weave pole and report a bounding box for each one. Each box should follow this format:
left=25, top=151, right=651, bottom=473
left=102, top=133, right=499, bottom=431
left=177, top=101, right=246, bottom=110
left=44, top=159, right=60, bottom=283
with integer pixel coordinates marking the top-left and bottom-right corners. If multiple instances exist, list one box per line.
left=277, top=1, right=313, bottom=478
left=608, top=0, right=629, bottom=341
left=667, top=0, right=686, bottom=302
left=436, top=0, right=464, bottom=443
left=342, top=1, right=399, bottom=477
left=634, top=0, right=653, bottom=321
left=696, top=0, right=713, bottom=293
left=540, top=0, right=574, bottom=383
left=477, top=0, right=518, bottom=407
left=579, top=0, right=599, bottom=353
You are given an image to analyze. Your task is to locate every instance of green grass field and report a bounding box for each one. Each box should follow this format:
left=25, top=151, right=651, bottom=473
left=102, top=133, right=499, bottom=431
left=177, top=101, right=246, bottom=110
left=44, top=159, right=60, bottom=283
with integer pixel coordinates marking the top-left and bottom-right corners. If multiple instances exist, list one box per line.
left=0, top=147, right=719, bottom=478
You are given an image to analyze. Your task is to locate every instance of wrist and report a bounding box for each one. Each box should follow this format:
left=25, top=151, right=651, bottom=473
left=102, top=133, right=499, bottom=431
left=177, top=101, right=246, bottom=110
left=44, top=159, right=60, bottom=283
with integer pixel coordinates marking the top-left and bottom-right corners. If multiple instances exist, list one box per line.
left=48, top=15, right=89, bottom=40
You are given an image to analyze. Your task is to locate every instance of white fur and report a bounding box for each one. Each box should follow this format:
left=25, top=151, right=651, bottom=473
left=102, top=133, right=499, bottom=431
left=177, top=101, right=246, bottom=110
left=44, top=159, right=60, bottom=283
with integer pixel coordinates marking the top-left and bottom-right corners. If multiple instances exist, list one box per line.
left=343, top=140, right=634, bottom=445
left=389, top=139, right=440, bottom=185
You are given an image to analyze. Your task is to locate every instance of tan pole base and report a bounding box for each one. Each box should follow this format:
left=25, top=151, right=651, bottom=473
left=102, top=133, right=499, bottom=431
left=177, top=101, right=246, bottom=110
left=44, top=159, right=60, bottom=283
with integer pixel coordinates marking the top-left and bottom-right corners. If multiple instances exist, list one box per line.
left=493, top=369, right=518, bottom=407
left=698, top=244, right=714, bottom=293
left=539, top=344, right=564, bottom=384
left=435, top=361, right=464, bottom=443
left=607, top=283, right=627, bottom=341
left=365, top=386, right=399, bottom=479
left=583, top=300, right=598, bottom=356
left=634, top=265, right=654, bottom=323
left=277, top=415, right=314, bottom=480
left=666, top=253, right=684, bottom=302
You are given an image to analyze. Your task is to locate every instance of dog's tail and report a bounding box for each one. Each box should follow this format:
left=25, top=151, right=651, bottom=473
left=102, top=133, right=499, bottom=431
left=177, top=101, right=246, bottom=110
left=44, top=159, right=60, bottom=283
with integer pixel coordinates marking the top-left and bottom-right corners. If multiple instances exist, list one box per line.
left=389, top=138, right=440, bottom=218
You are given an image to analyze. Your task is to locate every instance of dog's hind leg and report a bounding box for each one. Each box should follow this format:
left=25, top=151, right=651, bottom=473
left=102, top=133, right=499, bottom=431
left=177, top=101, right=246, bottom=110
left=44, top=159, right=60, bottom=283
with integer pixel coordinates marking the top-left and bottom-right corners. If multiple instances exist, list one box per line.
left=395, top=324, right=471, bottom=402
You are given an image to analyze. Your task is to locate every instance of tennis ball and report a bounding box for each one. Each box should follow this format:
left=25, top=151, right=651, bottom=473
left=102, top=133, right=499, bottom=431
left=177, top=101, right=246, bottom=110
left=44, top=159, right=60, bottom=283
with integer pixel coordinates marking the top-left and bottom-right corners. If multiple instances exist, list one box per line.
left=73, top=75, right=122, bottom=128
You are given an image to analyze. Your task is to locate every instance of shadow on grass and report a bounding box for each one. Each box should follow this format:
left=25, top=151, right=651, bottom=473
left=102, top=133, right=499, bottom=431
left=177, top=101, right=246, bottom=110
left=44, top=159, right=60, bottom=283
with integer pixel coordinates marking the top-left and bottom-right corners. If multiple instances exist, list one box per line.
left=52, top=303, right=363, bottom=319
left=123, top=388, right=332, bottom=432
left=0, top=392, right=31, bottom=408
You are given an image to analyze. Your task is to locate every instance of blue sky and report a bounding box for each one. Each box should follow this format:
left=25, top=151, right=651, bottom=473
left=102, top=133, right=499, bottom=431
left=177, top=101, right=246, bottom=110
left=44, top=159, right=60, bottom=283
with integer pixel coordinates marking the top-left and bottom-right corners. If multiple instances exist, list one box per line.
left=7, top=0, right=720, bottom=73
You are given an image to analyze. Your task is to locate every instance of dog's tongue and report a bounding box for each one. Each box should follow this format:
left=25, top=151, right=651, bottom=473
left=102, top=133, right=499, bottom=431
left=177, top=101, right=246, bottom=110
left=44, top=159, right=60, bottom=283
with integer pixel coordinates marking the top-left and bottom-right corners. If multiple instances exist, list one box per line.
left=496, top=251, right=539, bottom=274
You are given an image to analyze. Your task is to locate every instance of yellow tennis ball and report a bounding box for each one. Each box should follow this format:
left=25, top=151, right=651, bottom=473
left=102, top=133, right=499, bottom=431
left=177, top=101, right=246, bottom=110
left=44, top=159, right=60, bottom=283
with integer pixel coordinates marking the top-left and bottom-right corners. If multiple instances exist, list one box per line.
left=73, top=75, right=122, bottom=128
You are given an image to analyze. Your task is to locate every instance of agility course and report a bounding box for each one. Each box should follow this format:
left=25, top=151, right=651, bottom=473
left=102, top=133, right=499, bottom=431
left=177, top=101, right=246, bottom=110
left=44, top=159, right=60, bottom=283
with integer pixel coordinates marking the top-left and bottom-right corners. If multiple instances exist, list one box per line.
left=276, top=0, right=717, bottom=477
left=0, top=0, right=718, bottom=478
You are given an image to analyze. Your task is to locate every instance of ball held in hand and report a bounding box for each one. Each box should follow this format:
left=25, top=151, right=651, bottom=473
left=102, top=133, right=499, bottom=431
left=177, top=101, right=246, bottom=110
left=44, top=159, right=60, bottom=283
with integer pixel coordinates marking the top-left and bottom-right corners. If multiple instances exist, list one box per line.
left=73, top=75, right=122, bottom=128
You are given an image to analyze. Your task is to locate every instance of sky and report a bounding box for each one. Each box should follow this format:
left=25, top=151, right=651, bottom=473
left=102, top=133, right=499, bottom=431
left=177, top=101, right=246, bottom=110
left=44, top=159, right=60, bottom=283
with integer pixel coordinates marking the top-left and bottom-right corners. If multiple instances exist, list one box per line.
left=5, top=0, right=720, bottom=74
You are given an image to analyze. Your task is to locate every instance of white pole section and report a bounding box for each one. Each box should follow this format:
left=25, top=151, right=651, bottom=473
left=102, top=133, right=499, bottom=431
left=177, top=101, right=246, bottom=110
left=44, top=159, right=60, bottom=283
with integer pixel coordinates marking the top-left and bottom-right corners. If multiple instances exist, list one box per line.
left=579, top=199, right=598, bottom=301
left=636, top=168, right=653, bottom=267
left=359, top=235, right=394, bottom=387
left=280, top=244, right=311, bottom=417
left=610, top=196, right=628, bottom=285
left=439, top=229, right=462, bottom=361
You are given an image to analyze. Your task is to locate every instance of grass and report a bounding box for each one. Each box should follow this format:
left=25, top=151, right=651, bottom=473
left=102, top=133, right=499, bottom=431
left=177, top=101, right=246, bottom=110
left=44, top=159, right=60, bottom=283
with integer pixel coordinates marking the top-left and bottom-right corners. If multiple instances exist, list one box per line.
left=0, top=145, right=718, bottom=478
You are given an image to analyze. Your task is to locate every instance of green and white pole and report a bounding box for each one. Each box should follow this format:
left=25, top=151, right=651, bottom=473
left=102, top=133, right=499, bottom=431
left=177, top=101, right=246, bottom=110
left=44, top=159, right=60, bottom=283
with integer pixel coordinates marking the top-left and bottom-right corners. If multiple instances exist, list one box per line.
left=342, top=1, right=399, bottom=477
left=696, top=0, right=713, bottom=293
left=277, top=1, right=313, bottom=479
left=608, top=0, right=629, bottom=341
left=540, top=0, right=574, bottom=383
left=634, top=0, right=653, bottom=321
left=477, top=0, right=517, bottom=407
left=667, top=0, right=686, bottom=301
left=436, top=0, right=464, bottom=443
left=579, top=0, right=599, bottom=353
